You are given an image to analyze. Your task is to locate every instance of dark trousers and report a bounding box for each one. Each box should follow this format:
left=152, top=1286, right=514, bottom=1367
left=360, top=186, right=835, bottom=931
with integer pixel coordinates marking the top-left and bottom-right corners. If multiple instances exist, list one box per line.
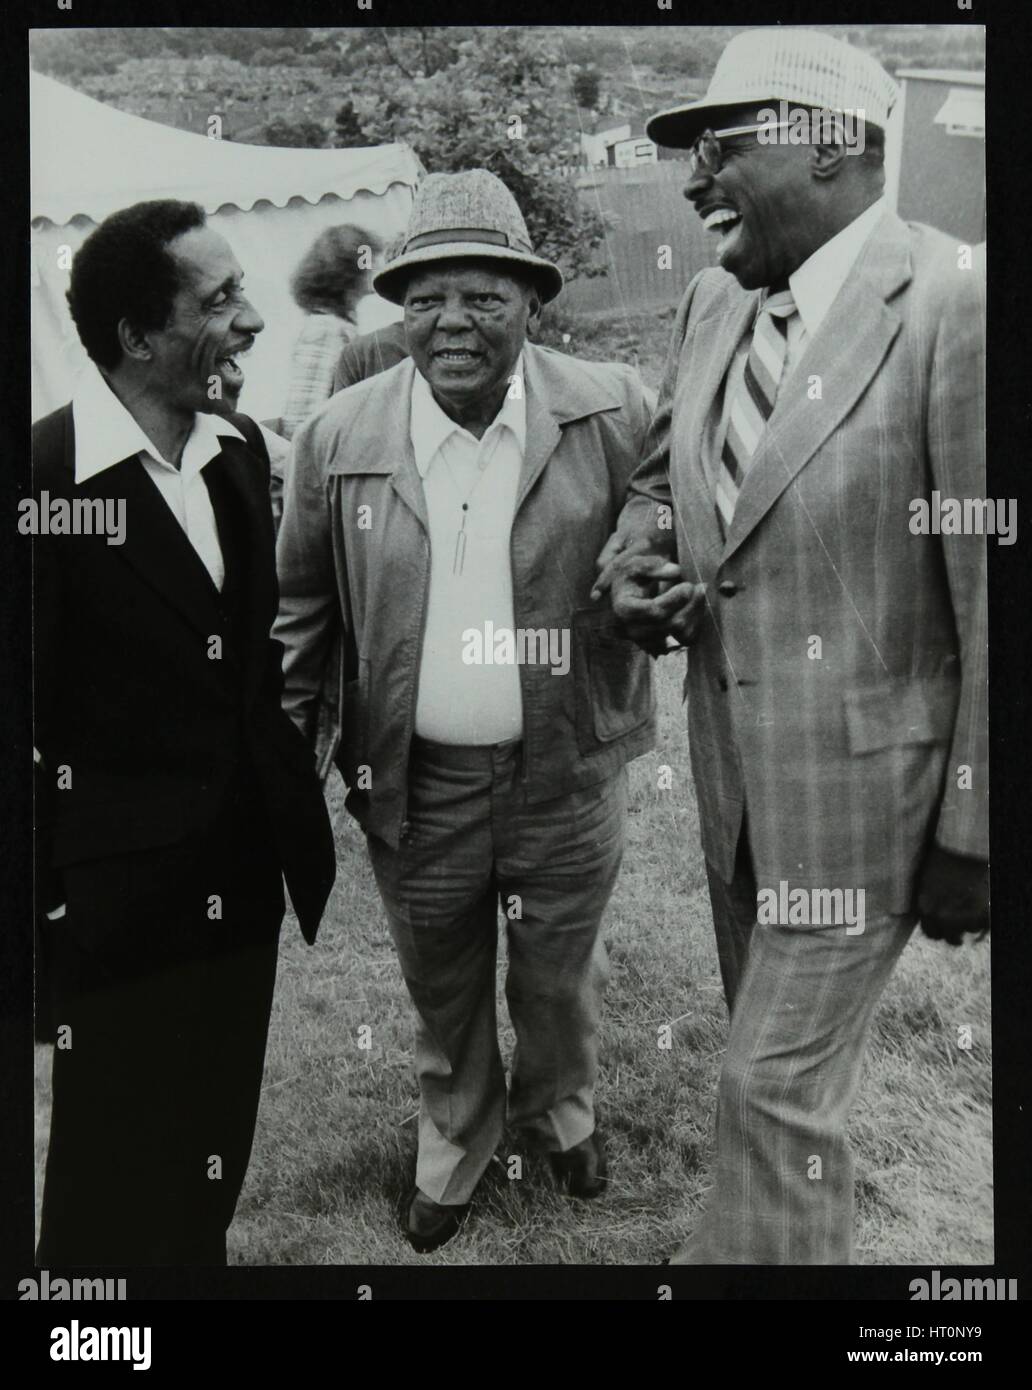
left=37, top=777, right=284, bottom=1267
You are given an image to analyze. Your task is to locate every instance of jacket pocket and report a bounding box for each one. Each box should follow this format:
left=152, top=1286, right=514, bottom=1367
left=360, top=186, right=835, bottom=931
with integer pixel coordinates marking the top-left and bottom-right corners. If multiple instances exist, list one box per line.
left=573, top=608, right=653, bottom=752
left=843, top=675, right=960, bottom=756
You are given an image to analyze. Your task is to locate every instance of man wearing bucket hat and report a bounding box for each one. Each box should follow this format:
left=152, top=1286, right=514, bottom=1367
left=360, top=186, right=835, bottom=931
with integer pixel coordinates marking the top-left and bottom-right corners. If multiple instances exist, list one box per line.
left=276, top=169, right=661, bottom=1252
left=595, top=28, right=987, bottom=1263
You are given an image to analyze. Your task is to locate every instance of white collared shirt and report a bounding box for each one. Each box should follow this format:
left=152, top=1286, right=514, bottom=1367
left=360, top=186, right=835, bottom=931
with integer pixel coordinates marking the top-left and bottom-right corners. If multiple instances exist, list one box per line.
left=783, top=195, right=887, bottom=373
left=71, top=361, right=245, bottom=590
left=411, top=355, right=526, bottom=745
left=714, top=198, right=887, bottom=488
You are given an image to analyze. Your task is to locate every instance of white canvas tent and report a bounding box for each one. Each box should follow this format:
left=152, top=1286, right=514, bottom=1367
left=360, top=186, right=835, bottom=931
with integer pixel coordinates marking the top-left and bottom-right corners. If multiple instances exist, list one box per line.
left=31, top=70, right=420, bottom=421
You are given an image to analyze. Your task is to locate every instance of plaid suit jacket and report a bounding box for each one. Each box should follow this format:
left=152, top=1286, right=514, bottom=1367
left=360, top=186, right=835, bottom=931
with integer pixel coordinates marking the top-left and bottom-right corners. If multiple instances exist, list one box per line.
left=619, top=211, right=987, bottom=916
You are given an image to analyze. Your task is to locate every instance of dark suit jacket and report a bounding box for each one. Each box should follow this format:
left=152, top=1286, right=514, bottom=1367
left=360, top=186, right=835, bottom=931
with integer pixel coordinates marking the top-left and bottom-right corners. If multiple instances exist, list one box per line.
left=331, top=321, right=409, bottom=394
left=32, top=404, right=336, bottom=944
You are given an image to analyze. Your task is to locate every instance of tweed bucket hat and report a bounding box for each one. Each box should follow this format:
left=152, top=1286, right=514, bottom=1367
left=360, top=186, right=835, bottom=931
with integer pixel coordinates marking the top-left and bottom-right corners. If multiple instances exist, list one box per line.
left=647, top=28, right=899, bottom=149
left=373, top=168, right=564, bottom=305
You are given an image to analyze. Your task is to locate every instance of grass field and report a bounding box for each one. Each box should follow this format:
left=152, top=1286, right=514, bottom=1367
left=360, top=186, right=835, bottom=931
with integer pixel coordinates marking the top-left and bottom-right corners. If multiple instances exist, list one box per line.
left=35, top=659, right=992, bottom=1268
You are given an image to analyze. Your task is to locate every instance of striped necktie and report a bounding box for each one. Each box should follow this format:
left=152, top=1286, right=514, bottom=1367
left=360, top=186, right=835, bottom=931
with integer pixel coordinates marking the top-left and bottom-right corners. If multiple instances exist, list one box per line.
left=715, top=288, right=798, bottom=536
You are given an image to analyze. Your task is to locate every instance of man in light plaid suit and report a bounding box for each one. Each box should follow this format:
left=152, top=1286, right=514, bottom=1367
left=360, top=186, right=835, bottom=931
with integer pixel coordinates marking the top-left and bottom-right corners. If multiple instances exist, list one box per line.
left=595, top=29, right=988, bottom=1263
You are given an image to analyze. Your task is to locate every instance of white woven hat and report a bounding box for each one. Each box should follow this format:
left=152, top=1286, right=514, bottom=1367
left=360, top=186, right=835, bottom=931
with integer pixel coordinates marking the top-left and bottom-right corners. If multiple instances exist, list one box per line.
left=373, top=169, right=564, bottom=305
left=647, top=28, right=899, bottom=149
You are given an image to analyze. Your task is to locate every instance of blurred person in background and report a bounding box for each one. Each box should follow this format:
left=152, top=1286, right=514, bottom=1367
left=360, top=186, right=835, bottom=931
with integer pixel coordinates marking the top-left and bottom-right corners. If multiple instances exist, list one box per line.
left=281, top=224, right=383, bottom=438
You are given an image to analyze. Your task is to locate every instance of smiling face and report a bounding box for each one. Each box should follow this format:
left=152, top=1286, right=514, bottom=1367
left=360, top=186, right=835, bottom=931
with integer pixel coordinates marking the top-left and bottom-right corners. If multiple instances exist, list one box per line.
left=145, top=225, right=264, bottom=414
left=402, top=261, right=537, bottom=428
left=686, top=105, right=827, bottom=290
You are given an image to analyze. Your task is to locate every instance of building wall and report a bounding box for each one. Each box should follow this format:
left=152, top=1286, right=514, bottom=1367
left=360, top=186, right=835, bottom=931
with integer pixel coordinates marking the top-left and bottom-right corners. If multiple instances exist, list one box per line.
left=562, top=86, right=985, bottom=318
left=896, top=79, right=985, bottom=244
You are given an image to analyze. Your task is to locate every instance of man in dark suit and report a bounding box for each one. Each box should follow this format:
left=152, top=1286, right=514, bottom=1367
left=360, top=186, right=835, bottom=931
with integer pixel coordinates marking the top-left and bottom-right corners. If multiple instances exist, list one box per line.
left=33, top=199, right=336, bottom=1266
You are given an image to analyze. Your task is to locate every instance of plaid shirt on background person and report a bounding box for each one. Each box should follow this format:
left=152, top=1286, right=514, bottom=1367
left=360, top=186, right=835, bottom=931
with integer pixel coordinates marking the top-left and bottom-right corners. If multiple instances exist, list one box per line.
left=281, top=311, right=354, bottom=440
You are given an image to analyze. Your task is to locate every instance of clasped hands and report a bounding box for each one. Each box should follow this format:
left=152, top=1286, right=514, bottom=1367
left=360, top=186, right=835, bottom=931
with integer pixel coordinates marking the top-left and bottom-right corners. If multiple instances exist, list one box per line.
left=591, top=534, right=705, bottom=657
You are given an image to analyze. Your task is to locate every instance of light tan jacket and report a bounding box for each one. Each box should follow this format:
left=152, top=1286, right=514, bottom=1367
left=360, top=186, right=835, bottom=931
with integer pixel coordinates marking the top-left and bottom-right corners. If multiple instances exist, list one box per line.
left=275, top=343, right=656, bottom=848
left=617, top=212, right=987, bottom=916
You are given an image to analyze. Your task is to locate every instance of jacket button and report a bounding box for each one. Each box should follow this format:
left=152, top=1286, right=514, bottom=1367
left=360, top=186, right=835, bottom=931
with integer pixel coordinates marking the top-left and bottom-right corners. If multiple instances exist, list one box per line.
left=717, top=580, right=738, bottom=597
left=718, top=675, right=728, bottom=692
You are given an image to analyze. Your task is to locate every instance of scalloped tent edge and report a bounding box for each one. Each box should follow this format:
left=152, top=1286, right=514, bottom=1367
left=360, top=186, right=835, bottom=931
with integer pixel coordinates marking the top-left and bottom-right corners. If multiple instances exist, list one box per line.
left=31, top=69, right=422, bottom=224
left=31, top=70, right=421, bottom=421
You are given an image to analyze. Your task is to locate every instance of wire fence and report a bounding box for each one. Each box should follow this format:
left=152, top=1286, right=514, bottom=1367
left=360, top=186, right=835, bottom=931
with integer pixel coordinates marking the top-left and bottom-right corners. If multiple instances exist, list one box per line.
left=559, top=161, right=718, bottom=315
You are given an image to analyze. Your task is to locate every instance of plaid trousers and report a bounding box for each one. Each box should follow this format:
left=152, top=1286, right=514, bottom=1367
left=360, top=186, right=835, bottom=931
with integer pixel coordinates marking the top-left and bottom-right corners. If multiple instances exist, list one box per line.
left=675, top=830, right=914, bottom=1265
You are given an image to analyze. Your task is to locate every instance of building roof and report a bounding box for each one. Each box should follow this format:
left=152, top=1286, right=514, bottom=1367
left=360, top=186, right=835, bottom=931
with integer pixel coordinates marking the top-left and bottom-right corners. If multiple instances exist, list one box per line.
left=896, top=69, right=985, bottom=87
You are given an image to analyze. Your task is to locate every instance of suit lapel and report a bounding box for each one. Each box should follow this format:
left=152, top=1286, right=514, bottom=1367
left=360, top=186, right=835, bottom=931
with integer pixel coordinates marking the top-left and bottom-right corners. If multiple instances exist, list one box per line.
left=203, top=440, right=275, bottom=681
left=672, top=297, right=757, bottom=574
left=78, top=452, right=226, bottom=640
left=721, top=214, right=913, bottom=564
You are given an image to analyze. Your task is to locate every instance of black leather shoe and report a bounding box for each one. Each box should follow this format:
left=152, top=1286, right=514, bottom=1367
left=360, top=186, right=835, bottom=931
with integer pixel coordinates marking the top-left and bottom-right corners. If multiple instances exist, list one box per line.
left=404, top=1188, right=469, bottom=1254
left=549, top=1132, right=608, bottom=1198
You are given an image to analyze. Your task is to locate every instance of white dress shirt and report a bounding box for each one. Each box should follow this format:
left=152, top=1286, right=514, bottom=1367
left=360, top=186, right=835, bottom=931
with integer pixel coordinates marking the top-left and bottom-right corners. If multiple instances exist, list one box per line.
left=411, top=356, right=526, bottom=745
left=783, top=195, right=887, bottom=373
left=714, top=197, right=887, bottom=480
left=71, top=361, right=245, bottom=590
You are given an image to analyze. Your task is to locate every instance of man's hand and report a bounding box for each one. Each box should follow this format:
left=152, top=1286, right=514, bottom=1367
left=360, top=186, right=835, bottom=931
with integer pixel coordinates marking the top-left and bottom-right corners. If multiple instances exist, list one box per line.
left=592, top=537, right=705, bottom=655
left=593, top=532, right=662, bottom=603
left=917, top=844, right=990, bottom=946
left=592, top=530, right=636, bottom=597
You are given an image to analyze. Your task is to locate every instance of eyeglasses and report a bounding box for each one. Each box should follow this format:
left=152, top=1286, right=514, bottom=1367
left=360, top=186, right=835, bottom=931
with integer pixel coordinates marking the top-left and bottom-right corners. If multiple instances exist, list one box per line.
left=688, top=121, right=800, bottom=177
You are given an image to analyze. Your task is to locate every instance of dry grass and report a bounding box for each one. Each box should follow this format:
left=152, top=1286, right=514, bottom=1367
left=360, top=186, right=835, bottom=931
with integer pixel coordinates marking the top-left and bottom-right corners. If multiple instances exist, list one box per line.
left=33, top=658, right=990, bottom=1267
